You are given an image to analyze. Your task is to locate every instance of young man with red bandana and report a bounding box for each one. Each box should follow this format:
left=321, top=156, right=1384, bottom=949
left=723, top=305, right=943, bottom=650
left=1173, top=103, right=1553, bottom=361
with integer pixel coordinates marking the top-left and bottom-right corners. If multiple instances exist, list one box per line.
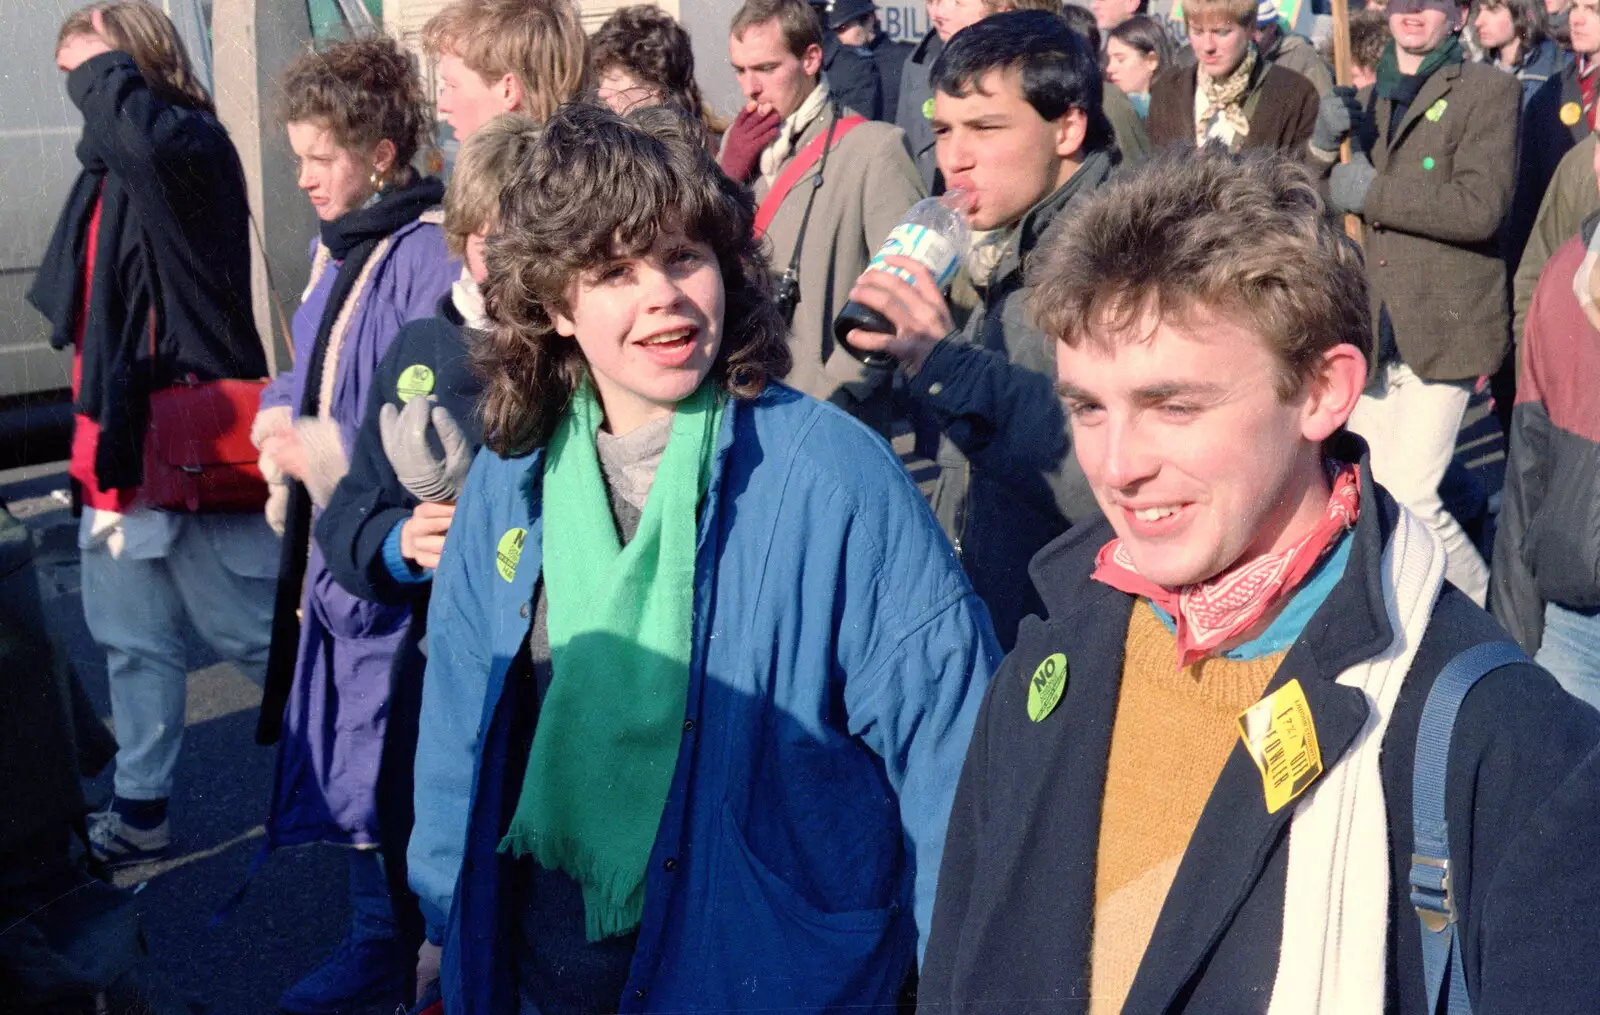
left=919, top=148, right=1600, bottom=1013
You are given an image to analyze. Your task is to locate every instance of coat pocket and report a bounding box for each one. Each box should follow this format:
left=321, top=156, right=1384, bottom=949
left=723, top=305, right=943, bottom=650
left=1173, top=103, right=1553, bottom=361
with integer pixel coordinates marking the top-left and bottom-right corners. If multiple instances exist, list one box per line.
left=702, top=800, right=907, bottom=1009
left=311, top=565, right=412, bottom=641
left=1526, top=437, right=1600, bottom=608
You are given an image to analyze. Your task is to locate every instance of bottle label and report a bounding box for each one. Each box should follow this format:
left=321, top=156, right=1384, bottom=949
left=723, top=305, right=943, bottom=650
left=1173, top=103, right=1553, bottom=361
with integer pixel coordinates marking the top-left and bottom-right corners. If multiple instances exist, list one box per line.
left=868, top=224, right=961, bottom=289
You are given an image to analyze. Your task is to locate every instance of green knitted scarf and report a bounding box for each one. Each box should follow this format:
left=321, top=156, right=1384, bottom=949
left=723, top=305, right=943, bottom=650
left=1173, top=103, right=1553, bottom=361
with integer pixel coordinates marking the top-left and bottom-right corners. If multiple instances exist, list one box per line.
left=1375, top=36, right=1464, bottom=105
left=499, top=379, right=723, bottom=940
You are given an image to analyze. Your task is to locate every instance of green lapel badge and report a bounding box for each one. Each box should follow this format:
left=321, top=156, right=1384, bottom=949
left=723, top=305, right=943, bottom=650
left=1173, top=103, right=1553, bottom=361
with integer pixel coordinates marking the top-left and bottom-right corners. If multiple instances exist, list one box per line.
left=396, top=363, right=436, bottom=403
left=1027, top=653, right=1069, bottom=722
left=1424, top=98, right=1447, bottom=123
left=496, top=527, right=527, bottom=583
left=1422, top=156, right=1436, bottom=171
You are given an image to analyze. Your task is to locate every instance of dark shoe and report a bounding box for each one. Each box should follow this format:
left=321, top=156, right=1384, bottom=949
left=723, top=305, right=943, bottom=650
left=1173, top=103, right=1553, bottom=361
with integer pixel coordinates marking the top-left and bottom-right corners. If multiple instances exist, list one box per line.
left=277, top=935, right=408, bottom=1014
left=88, top=805, right=171, bottom=868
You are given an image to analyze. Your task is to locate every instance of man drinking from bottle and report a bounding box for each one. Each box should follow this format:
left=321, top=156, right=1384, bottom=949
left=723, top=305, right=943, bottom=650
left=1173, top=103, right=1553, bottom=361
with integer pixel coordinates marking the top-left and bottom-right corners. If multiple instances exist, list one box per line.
left=845, top=9, right=1114, bottom=649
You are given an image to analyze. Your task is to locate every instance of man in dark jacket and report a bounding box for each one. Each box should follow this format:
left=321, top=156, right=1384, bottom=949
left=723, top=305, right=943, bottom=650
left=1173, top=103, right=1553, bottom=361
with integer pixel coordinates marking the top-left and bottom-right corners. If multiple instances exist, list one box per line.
left=1507, top=0, right=1591, bottom=271
left=822, top=0, right=914, bottom=119
left=896, top=1, right=968, bottom=190
left=1491, top=208, right=1600, bottom=708
left=1311, top=0, right=1520, bottom=607
left=899, top=0, right=1148, bottom=193
left=846, top=11, right=1112, bottom=650
left=922, top=145, right=1600, bottom=1015
left=1544, top=0, right=1599, bottom=142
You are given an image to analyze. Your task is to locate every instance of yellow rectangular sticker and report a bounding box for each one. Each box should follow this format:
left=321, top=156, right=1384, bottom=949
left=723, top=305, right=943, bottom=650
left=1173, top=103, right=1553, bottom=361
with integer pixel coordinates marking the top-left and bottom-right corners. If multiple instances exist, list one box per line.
left=1237, top=678, right=1324, bottom=814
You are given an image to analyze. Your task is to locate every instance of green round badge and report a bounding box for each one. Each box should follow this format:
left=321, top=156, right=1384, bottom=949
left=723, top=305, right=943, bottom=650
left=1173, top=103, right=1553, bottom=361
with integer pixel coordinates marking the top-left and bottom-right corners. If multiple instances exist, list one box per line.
left=1027, top=653, right=1069, bottom=722
left=496, top=527, right=527, bottom=583
left=1422, top=156, right=1436, bottom=171
left=396, top=363, right=436, bottom=403
left=922, top=97, right=935, bottom=121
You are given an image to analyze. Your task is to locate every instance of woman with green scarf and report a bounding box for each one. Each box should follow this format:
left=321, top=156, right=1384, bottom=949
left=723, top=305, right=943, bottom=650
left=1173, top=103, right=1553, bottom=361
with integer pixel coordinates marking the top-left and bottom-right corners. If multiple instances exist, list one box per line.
left=406, top=102, right=1000, bottom=1014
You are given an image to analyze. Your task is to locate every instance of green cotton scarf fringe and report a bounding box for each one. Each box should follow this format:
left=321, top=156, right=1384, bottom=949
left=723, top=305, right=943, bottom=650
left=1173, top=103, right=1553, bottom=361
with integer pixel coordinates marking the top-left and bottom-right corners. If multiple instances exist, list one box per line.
left=499, top=379, right=724, bottom=941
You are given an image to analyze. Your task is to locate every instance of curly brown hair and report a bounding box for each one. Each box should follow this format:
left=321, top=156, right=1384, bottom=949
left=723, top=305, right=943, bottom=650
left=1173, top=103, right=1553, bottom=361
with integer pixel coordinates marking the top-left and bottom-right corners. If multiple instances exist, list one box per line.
left=278, top=35, right=429, bottom=169
left=592, top=7, right=727, bottom=133
left=477, top=103, right=791, bottom=456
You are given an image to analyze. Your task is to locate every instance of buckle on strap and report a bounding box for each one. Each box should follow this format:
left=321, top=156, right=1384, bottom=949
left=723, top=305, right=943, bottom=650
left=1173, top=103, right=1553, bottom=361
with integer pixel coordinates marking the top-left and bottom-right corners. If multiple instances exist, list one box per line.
left=1410, top=853, right=1456, bottom=933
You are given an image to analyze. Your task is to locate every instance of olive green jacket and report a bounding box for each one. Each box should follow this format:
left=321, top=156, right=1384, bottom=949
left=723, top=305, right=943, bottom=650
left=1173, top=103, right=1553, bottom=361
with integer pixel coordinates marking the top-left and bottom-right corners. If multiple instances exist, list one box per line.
left=1513, top=133, right=1600, bottom=347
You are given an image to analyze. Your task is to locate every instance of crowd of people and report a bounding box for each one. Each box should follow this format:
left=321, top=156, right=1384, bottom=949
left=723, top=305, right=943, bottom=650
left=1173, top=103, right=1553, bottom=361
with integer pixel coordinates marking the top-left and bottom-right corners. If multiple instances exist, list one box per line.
left=9, top=0, right=1600, bottom=1012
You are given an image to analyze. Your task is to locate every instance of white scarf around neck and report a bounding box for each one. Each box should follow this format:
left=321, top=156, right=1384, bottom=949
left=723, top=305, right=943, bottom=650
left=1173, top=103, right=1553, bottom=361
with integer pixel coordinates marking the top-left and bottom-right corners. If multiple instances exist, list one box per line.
left=1266, top=505, right=1447, bottom=1015
left=759, top=81, right=831, bottom=185
left=452, top=265, right=489, bottom=332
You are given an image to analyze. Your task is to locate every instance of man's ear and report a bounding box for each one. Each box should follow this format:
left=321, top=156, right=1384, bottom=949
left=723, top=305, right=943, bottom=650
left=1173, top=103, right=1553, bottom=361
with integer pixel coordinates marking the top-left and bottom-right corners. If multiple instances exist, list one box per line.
left=500, top=72, right=526, bottom=114
left=802, top=42, right=824, bottom=78
left=1300, top=342, right=1368, bottom=442
left=1053, top=107, right=1089, bottom=161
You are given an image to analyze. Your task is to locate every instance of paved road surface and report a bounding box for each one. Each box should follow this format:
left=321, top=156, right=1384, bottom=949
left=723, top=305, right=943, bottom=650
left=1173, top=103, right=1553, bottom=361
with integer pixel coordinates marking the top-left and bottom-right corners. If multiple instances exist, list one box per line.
left=3, top=462, right=398, bottom=1015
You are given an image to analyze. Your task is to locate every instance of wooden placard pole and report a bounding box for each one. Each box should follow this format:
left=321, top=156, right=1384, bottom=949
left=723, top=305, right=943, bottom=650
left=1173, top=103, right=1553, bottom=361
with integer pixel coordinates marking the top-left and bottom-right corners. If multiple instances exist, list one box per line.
left=1329, top=0, right=1364, bottom=245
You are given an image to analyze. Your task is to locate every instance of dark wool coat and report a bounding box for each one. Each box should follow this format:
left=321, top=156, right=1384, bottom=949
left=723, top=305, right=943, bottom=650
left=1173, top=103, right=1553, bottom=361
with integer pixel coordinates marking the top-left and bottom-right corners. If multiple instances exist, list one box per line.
left=895, top=31, right=944, bottom=191
left=27, top=52, right=266, bottom=490
left=1492, top=222, right=1600, bottom=653
left=908, top=155, right=1113, bottom=652
left=1145, top=60, right=1319, bottom=154
left=1509, top=45, right=1577, bottom=267
left=1344, top=60, right=1522, bottom=381
left=923, top=441, right=1600, bottom=1013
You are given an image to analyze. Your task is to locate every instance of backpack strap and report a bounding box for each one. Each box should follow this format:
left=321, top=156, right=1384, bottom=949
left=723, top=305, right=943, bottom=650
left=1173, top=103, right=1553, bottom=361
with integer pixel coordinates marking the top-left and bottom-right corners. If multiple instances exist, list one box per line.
left=753, top=114, right=868, bottom=238
left=1410, top=640, right=1529, bottom=1015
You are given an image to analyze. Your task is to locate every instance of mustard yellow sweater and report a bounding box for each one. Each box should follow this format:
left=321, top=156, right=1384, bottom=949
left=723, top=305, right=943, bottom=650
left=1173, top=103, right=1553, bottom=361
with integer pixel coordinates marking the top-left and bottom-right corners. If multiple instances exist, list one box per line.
left=1088, top=601, right=1288, bottom=1015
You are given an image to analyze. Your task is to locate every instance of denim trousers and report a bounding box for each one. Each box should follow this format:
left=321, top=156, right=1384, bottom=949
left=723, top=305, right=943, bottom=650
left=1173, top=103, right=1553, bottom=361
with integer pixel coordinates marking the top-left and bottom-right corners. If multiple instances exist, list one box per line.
left=81, top=511, right=278, bottom=801
left=1536, top=602, right=1600, bottom=714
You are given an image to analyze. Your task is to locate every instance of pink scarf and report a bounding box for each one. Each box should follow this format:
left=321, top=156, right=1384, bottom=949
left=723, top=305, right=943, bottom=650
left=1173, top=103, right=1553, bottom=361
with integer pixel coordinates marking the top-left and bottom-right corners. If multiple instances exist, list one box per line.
left=1092, top=464, right=1361, bottom=669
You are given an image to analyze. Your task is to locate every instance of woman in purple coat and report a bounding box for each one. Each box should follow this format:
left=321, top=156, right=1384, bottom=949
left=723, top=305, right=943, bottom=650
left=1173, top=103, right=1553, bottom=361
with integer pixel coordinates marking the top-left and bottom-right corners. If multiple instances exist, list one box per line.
left=250, top=36, right=457, bottom=1014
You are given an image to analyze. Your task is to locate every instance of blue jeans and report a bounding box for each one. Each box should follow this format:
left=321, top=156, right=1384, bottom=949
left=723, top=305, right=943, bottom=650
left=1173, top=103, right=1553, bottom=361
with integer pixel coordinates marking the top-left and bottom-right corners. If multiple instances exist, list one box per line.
left=81, top=511, right=278, bottom=800
left=1536, top=603, right=1600, bottom=714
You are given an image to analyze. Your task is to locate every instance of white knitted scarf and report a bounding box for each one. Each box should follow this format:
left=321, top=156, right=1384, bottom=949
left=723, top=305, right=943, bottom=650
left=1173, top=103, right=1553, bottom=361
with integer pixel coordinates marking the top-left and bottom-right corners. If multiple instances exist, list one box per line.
left=1266, top=506, right=1446, bottom=1014
left=758, top=81, right=832, bottom=185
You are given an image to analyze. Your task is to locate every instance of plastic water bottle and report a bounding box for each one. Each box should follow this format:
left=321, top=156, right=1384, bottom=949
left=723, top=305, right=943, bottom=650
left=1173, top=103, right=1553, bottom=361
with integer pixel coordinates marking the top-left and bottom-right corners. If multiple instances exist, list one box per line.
left=834, top=190, right=972, bottom=368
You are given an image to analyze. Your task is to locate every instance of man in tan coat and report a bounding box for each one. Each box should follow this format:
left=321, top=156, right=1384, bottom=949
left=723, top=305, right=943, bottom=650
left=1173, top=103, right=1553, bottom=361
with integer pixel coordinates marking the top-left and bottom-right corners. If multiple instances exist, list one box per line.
left=722, top=0, right=924, bottom=429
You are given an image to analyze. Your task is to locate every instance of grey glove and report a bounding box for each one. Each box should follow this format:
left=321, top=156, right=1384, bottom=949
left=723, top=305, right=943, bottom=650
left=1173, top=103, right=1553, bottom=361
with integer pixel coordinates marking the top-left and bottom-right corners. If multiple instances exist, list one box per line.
left=1329, top=153, right=1377, bottom=216
left=1312, top=85, right=1364, bottom=155
left=379, top=396, right=473, bottom=503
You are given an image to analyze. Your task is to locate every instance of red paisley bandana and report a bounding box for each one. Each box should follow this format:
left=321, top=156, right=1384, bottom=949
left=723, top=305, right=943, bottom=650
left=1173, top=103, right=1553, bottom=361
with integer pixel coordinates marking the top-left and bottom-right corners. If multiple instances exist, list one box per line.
left=1092, top=463, right=1361, bottom=669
